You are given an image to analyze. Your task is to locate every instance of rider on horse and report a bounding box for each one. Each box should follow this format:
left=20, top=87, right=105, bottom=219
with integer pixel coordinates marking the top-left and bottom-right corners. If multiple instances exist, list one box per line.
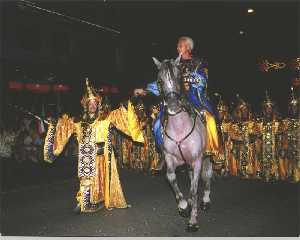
left=134, top=36, right=219, bottom=160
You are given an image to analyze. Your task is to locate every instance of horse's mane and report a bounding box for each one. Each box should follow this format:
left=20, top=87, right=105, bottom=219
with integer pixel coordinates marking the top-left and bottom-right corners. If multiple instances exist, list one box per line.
left=158, top=59, right=196, bottom=118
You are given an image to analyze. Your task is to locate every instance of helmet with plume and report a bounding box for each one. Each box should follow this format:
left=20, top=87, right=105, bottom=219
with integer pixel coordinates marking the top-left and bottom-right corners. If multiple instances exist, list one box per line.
left=80, top=78, right=101, bottom=108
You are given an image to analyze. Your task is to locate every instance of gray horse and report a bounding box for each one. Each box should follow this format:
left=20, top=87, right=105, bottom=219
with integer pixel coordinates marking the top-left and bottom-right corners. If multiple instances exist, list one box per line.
left=152, top=56, right=213, bottom=232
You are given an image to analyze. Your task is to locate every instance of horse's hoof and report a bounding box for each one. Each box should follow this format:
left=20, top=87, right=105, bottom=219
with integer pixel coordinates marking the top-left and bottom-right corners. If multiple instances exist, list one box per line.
left=178, top=206, right=191, bottom=218
left=73, top=203, right=81, bottom=214
left=200, top=201, right=211, bottom=211
left=186, top=223, right=199, bottom=232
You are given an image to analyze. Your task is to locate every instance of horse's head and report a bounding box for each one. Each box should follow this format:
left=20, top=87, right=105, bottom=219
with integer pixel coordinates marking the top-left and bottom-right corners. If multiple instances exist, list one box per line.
left=152, top=55, right=182, bottom=115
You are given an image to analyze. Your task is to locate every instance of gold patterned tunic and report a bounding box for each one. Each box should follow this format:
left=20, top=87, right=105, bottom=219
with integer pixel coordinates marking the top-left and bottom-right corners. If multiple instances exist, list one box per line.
left=44, top=101, right=144, bottom=212
left=280, top=118, right=300, bottom=182
left=227, top=121, right=257, bottom=178
left=255, top=120, right=281, bottom=182
left=218, top=121, right=234, bottom=175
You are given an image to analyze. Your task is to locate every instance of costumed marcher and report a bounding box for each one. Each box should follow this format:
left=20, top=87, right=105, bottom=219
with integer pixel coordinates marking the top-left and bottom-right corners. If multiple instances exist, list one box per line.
left=122, top=99, right=152, bottom=172
left=227, top=95, right=257, bottom=178
left=112, top=128, right=124, bottom=169
left=148, top=103, right=163, bottom=174
left=120, top=133, right=133, bottom=168
left=100, top=96, right=122, bottom=168
left=255, top=91, right=282, bottom=182
left=134, top=36, right=219, bottom=164
left=129, top=99, right=149, bottom=170
left=280, top=87, right=300, bottom=182
left=116, top=101, right=134, bottom=169
left=44, top=79, right=144, bottom=213
left=214, top=93, right=232, bottom=176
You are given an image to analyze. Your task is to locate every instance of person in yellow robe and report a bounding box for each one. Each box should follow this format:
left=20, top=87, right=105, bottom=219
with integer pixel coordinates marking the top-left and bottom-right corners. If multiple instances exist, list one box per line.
left=131, top=100, right=150, bottom=171
left=214, top=93, right=232, bottom=176
left=148, top=103, right=163, bottom=174
left=44, top=79, right=144, bottom=213
left=255, top=91, right=282, bottom=182
left=279, top=87, right=300, bottom=182
left=228, top=95, right=257, bottom=178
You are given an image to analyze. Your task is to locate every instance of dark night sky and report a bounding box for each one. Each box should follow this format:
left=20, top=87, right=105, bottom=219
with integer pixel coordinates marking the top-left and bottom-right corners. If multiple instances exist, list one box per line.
left=2, top=1, right=299, bottom=116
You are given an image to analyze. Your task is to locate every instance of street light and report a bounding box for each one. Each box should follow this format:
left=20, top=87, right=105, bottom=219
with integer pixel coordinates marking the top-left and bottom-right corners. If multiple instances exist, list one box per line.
left=247, top=8, right=254, bottom=14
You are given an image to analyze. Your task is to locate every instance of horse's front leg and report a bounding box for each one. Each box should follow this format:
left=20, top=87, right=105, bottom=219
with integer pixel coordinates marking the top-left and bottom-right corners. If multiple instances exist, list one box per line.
left=187, top=159, right=201, bottom=232
left=165, top=153, right=189, bottom=217
left=200, top=156, right=213, bottom=211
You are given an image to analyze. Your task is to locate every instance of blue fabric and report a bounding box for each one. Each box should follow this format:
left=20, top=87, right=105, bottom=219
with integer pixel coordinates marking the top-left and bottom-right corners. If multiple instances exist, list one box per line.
left=145, top=81, right=163, bottom=148
left=152, top=104, right=164, bottom=148
left=146, top=81, right=160, bottom=96
left=187, top=86, right=216, bottom=116
left=187, top=68, right=216, bottom=116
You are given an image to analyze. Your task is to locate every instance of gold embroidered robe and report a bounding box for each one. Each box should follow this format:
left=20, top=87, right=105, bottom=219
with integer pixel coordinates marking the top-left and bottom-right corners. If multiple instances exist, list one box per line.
left=44, top=101, right=144, bottom=211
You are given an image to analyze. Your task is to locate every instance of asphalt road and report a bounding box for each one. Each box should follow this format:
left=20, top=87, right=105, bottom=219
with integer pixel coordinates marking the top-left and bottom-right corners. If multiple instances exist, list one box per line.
left=1, top=165, right=299, bottom=237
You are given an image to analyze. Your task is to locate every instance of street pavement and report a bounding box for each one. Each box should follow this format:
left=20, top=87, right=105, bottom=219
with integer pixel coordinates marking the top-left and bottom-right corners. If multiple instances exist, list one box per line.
left=1, top=166, right=299, bottom=237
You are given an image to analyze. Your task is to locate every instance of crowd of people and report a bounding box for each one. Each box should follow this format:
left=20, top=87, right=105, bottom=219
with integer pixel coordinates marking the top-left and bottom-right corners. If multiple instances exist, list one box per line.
left=1, top=89, right=299, bottom=186
left=111, top=99, right=163, bottom=175
left=0, top=113, right=40, bottom=163
left=100, top=86, right=300, bottom=184
left=1, top=36, right=299, bottom=188
left=0, top=111, right=77, bottom=164
left=213, top=88, right=299, bottom=183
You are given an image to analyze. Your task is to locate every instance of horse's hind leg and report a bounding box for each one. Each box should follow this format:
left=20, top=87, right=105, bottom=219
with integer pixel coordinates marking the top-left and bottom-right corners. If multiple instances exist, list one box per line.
left=165, top=153, right=189, bottom=217
left=186, top=159, right=201, bottom=232
left=200, top=156, right=213, bottom=211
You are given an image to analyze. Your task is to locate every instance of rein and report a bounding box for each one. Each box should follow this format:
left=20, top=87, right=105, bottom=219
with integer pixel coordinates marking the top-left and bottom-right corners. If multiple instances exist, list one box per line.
left=164, top=114, right=197, bottom=162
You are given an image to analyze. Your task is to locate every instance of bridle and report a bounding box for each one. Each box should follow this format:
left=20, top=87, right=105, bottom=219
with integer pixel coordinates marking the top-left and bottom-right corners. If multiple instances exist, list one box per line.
left=163, top=62, right=183, bottom=116
left=164, top=91, right=183, bottom=116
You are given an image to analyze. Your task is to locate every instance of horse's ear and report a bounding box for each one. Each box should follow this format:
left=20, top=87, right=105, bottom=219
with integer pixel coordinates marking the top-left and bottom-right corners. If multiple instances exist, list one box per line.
left=152, top=57, right=161, bottom=69
left=174, top=54, right=181, bottom=66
